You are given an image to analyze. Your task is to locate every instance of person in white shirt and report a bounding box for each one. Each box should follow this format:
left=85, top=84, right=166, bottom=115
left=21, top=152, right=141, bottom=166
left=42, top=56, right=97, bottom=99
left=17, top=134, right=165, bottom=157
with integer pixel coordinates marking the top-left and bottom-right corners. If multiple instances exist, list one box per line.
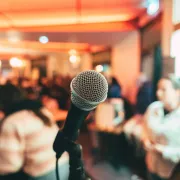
left=142, top=75, right=180, bottom=180
left=0, top=84, right=69, bottom=180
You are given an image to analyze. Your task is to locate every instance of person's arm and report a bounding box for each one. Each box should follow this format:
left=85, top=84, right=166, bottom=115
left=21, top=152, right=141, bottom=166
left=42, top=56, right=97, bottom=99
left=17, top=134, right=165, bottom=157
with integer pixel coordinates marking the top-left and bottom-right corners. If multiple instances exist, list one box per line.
left=153, top=117, right=180, bottom=163
left=154, top=144, right=180, bottom=163
left=53, top=109, right=68, bottom=121
left=154, top=126, right=180, bottom=163
left=0, top=121, right=24, bottom=175
left=141, top=109, right=155, bottom=151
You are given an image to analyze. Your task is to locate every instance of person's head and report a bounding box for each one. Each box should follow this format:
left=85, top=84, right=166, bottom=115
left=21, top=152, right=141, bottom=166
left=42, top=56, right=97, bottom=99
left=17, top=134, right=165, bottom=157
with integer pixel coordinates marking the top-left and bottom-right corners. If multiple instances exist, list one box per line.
left=40, top=77, right=49, bottom=86
left=31, top=79, right=38, bottom=87
left=40, top=89, right=59, bottom=113
left=156, top=74, right=180, bottom=111
left=111, top=77, right=119, bottom=86
left=20, top=78, right=31, bottom=89
left=108, top=76, right=120, bottom=87
left=25, top=87, right=37, bottom=100
left=0, top=83, right=24, bottom=113
left=0, top=84, right=52, bottom=126
left=54, top=75, right=63, bottom=86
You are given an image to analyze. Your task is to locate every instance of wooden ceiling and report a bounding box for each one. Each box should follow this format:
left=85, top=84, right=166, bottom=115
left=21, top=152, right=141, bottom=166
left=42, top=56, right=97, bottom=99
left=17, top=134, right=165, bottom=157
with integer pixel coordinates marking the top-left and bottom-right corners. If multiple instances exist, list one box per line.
left=0, top=0, right=161, bottom=56
left=0, top=0, right=147, bottom=29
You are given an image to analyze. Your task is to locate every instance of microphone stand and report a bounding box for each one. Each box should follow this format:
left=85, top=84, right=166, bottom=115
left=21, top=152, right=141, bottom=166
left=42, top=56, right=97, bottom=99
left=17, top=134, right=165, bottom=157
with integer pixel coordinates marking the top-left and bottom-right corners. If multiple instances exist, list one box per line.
left=68, top=142, right=87, bottom=180
left=54, top=132, right=90, bottom=180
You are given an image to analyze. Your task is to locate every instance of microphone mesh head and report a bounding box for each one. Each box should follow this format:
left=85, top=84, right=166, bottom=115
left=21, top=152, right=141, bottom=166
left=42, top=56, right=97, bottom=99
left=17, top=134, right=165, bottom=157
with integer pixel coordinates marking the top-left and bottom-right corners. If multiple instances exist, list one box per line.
left=71, top=70, right=108, bottom=111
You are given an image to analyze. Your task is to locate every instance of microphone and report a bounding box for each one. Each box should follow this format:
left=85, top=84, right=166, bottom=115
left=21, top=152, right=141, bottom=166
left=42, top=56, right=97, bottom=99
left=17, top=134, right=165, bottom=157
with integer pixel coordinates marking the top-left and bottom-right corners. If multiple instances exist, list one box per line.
left=53, top=70, right=108, bottom=154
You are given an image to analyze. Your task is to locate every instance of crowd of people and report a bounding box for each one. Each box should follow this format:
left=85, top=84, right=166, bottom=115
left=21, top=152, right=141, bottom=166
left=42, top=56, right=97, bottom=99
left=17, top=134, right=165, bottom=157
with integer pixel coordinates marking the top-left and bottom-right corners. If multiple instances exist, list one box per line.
left=88, top=73, right=180, bottom=180
left=0, top=72, right=179, bottom=180
left=0, top=75, right=72, bottom=180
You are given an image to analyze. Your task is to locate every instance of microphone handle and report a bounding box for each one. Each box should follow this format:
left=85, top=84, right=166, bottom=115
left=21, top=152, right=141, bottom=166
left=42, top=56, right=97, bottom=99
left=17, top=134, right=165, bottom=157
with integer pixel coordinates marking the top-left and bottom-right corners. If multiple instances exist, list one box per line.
left=62, top=103, right=90, bottom=141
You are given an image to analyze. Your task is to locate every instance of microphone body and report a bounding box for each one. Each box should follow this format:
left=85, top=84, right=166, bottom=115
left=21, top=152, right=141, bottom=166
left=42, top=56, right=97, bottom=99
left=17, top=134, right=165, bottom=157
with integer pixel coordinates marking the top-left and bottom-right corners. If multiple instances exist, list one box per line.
left=53, top=70, right=108, bottom=156
left=53, top=103, right=90, bottom=156
left=62, top=103, right=90, bottom=141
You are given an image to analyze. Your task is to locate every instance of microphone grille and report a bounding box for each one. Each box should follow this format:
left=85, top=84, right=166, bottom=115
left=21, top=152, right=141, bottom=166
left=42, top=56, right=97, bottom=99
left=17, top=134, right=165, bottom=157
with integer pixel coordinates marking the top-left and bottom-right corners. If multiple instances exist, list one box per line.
left=71, top=70, right=108, bottom=111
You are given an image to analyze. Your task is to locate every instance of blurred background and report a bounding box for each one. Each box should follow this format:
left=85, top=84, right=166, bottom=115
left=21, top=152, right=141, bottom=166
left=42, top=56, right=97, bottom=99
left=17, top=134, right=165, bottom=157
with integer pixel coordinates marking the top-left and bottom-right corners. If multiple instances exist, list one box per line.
left=0, top=0, right=180, bottom=180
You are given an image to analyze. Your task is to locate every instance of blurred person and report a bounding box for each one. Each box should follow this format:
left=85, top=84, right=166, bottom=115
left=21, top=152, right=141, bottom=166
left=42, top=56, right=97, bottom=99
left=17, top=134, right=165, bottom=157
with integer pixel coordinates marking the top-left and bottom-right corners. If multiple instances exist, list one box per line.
left=40, top=88, right=68, bottom=128
left=136, top=73, right=153, bottom=115
left=124, top=73, right=153, bottom=144
left=62, top=74, right=72, bottom=93
left=90, top=76, right=134, bottom=168
left=38, top=77, right=51, bottom=99
left=0, top=77, right=7, bottom=85
left=142, top=75, right=180, bottom=180
left=0, top=85, right=4, bottom=120
left=107, top=76, right=134, bottom=119
left=25, top=88, right=40, bottom=101
left=19, top=78, right=31, bottom=89
left=123, top=73, right=153, bottom=143
left=31, top=79, right=42, bottom=99
left=0, top=84, right=69, bottom=180
left=107, top=76, right=134, bottom=120
left=108, top=77, right=122, bottom=98
left=9, top=77, right=19, bottom=86
left=51, top=75, right=70, bottom=110
left=39, top=77, right=50, bottom=89
left=54, top=74, right=63, bottom=87
left=19, top=78, right=35, bottom=99
left=19, top=79, right=42, bottom=100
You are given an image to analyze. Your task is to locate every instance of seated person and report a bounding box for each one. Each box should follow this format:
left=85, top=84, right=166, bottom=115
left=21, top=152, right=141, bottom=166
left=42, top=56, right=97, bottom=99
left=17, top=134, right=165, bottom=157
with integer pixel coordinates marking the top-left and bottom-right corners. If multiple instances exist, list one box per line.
left=142, top=75, right=180, bottom=180
left=0, top=84, right=69, bottom=180
left=40, top=88, right=68, bottom=128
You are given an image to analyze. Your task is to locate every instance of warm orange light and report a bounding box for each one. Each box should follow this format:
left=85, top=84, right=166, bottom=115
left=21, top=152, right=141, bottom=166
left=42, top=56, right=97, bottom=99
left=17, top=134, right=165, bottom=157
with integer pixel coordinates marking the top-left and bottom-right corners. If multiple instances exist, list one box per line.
left=9, top=57, right=23, bottom=68
left=0, top=21, right=136, bottom=32
left=80, top=14, right=134, bottom=24
left=0, top=40, right=90, bottom=53
left=95, top=65, right=103, bottom=72
left=69, top=55, right=77, bottom=63
left=68, top=49, right=77, bottom=55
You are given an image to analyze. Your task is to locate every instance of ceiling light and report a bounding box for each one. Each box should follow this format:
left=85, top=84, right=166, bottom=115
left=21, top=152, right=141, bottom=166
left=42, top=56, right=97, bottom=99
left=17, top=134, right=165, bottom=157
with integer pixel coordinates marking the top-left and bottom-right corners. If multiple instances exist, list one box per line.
left=69, top=54, right=81, bottom=65
left=9, top=57, right=23, bottom=68
left=39, top=36, right=49, bottom=44
left=95, top=65, right=103, bottom=73
left=147, top=0, right=159, bottom=15
left=69, top=55, right=77, bottom=63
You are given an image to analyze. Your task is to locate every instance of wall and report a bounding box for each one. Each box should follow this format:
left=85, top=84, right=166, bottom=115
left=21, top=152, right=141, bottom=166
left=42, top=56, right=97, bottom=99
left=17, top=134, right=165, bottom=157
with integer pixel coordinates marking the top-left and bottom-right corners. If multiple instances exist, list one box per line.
left=162, top=0, right=173, bottom=57
left=171, top=30, right=180, bottom=77
left=173, top=0, right=180, bottom=25
left=80, top=53, right=93, bottom=71
left=47, top=52, right=93, bottom=77
left=162, top=0, right=180, bottom=77
left=142, top=16, right=162, bottom=53
left=142, top=52, right=154, bottom=81
left=111, top=31, right=141, bottom=104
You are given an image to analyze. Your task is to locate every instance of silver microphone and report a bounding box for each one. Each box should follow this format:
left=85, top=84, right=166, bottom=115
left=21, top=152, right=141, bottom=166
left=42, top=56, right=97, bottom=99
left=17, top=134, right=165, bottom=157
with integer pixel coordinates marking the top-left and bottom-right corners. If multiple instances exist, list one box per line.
left=54, top=70, right=108, bottom=142
left=71, top=70, right=108, bottom=111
